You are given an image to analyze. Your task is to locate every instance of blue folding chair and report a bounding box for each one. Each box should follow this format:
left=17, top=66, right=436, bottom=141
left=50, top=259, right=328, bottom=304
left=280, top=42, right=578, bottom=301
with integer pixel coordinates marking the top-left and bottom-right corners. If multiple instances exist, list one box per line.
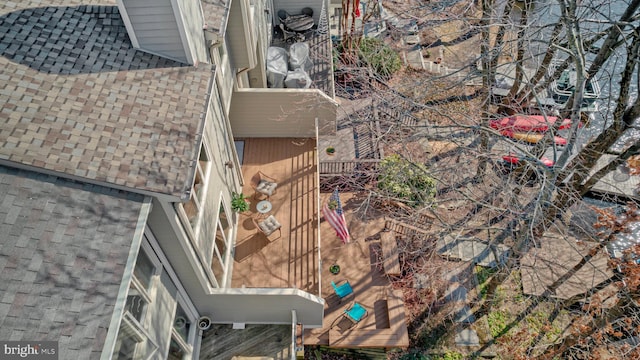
left=342, top=302, right=368, bottom=329
left=331, top=280, right=354, bottom=301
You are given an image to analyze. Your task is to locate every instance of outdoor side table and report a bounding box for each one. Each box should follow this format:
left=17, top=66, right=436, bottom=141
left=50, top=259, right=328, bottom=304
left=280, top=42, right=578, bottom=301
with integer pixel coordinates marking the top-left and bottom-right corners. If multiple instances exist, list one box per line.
left=257, top=200, right=272, bottom=217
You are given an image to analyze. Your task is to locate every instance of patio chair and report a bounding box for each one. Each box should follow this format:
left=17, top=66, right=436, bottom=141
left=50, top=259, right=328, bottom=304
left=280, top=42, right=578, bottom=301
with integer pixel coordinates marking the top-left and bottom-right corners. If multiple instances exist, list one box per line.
left=252, top=215, right=282, bottom=240
left=250, top=171, right=278, bottom=200
left=331, top=280, right=354, bottom=301
left=279, top=23, right=304, bottom=43
left=277, top=9, right=290, bottom=24
left=330, top=302, right=368, bottom=331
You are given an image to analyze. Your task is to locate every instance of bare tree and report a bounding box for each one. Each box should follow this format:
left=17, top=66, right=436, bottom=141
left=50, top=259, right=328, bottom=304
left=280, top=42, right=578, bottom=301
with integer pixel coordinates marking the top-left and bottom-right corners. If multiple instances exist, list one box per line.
left=325, top=0, right=639, bottom=358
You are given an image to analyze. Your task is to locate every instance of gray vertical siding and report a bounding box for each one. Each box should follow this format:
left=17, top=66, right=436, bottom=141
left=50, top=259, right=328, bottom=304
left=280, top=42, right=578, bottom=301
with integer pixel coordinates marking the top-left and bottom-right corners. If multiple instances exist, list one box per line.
left=176, top=0, right=209, bottom=64
left=228, top=0, right=257, bottom=69
left=122, top=0, right=188, bottom=62
left=229, top=89, right=337, bottom=137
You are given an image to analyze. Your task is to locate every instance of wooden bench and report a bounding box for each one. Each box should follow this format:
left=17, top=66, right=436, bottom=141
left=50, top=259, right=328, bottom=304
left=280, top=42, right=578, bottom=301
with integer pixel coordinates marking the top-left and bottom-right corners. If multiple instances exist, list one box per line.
left=329, top=290, right=409, bottom=348
left=380, top=231, right=401, bottom=276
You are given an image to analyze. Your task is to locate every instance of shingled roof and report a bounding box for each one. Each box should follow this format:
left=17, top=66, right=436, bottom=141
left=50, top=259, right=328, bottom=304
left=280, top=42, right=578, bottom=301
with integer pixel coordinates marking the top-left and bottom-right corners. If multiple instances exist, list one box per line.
left=202, top=0, right=230, bottom=34
left=0, top=165, right=147, bottom=358
left=0, top=1, right=217, bottom=198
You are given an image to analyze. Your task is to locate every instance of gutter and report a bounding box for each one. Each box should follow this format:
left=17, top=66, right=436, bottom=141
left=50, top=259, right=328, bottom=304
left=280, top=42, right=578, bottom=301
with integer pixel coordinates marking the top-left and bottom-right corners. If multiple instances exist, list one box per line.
left=180, top=64, right=216, bottom=201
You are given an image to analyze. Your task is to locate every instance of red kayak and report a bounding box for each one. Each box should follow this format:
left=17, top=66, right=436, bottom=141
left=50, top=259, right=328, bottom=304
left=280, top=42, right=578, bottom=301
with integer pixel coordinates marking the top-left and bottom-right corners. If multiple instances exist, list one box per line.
left=502, top=154, right=555, bottom=167
left=500, top=130, right=568, bottom=146
left=490, top=115, right=573, bottom=132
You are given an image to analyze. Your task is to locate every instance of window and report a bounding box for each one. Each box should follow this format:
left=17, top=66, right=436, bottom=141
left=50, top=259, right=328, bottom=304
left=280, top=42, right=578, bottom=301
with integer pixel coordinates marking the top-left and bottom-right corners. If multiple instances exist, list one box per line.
left=168, top=301, right=193, bottom=360
left=182, top=145, right=210, bottom=229
left=211, top=198, right=232, bottom=286
left=112, top=230, right=199, bottom=359
left=112, top=243, right=161, bottom=360
left=112, top=322, right=141, bottom=360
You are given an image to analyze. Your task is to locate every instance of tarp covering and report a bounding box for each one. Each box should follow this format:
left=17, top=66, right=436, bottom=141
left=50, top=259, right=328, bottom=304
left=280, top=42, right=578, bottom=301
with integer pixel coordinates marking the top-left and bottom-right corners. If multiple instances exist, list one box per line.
left=267, top=46, right=288, bottom=88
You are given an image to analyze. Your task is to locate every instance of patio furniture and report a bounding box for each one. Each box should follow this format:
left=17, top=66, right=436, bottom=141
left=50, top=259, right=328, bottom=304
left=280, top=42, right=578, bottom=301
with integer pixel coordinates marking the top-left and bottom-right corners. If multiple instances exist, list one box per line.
left=331, top=280, right=354, bottom=301
left=250, top=171, right=278, bottom=199
left=284, top=14, right=314, bottom=32
left=330, top=302, right=368, bottom=331
left=344, top=302, right=368, bottom=323
left=267, top=46, right=288, bottom=88
left=252, top=215, right=282, bottom=240
left=279, top=24, right=304, bottom=43
left=278, top=9, right=315, bottom=33
left=256, top=200, right=272, bottom=217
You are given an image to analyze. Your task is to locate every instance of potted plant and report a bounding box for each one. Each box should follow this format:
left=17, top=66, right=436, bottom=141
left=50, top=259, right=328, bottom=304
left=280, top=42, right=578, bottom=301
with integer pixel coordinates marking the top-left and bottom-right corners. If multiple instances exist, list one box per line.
left=231, top=192, right=250, bottom=213
left=329, top=264, right=340, bottom=275
left=326, top=146, right=335, bottom=156
left=328, top=199, right=338, bottom=210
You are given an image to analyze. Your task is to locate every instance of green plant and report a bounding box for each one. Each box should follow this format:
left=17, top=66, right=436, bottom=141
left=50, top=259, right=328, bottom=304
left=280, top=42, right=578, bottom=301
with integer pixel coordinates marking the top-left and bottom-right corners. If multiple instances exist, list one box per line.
left=440, top=351, right=464, bottom=360
left=377, top=154, right=437, bottom=207
left=488, top=310, right=510, bottom=338
left=475, top=266, right=498, bottom=299
left=326, top=146, right=335, bottom=155
left=333, top=38, right=401, bottom=79
left=231, top=192, right=250, bottom=213
left=358, top=38, right=402, bottom=79
left=327, top=199, right=338, bottom=210
left=329, top=264, right=340, bottom=274
left=399, top=352, right=429, bottom=360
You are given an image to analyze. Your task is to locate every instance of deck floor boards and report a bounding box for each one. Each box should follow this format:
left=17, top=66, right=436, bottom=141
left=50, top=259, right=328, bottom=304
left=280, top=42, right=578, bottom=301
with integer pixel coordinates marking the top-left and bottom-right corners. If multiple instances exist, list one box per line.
left=232, top=138, right=319, bottom=294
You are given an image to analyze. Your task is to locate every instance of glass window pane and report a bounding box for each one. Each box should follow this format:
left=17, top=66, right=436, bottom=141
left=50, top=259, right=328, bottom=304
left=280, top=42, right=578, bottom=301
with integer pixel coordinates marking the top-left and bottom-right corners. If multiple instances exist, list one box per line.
left=216, top=207, right=229, bottom=262
left=173, top=303, right=191, bottom=343
left=183, top=198, right=199, bottom=228
left=112, top=324, right=140, bottom=360
left=167, top=337, right=186, bottom=360
left=125, top=283, right=148, bottom=323
left=211, top=253, right=225, bottom=285
left=133, top=248, right=155, bottom=290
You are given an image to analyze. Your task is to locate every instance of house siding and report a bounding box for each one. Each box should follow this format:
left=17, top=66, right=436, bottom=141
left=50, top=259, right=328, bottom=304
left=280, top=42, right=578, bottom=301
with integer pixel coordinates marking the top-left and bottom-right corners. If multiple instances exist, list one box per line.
left=121, top=0, right=188, bottom=62
left=227, top=0, right=257, bottom=69
left=230, top=89, right=337, bottom=137
left=215, top=40, right=235, bottom=116
left=174, top=0, right=209, bottom=64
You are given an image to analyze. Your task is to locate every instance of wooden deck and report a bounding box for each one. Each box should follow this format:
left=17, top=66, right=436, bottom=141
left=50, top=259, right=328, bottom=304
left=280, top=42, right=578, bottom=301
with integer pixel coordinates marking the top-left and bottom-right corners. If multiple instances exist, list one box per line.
left=231, top=148, right=409, bottom=349
left=328, top=290, right=409, bottom=348
left=232, top=138, right=320, bottom=294
left=304, top=192, right=410, bottom=349
left=380, top=231, right=401, bottom=276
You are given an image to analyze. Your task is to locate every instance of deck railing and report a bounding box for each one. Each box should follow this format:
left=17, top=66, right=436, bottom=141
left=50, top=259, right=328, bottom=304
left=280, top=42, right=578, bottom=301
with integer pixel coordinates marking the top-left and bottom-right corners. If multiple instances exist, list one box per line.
left=319, top=159, right=381, bottom=176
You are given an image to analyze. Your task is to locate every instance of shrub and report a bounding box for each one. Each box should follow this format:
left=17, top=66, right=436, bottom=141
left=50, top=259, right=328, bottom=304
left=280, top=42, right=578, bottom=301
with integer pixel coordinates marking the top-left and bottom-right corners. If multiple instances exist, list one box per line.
left=334, top=38, right=402, bottom=79
left=358, top=37, right=402, bottom=79
left=377, top=154, right=437, bottom=207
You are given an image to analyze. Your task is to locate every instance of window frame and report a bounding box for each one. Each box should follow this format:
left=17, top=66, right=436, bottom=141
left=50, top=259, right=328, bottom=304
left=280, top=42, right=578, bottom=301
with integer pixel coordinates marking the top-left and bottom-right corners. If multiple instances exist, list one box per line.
left=167, top=293, right=196, bottom=359
left=207, top=193, right=233, bottom=288
left=180, top=143, right=211, bottom=233
left=113, top=241, right=162, bottom=360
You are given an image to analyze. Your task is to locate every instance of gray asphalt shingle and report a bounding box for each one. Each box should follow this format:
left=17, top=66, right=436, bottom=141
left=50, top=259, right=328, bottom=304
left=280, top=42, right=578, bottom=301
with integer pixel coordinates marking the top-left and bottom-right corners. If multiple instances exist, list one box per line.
left=0, top=165, right=145, bottom=358
left=0, top=1, right=217, bottom=198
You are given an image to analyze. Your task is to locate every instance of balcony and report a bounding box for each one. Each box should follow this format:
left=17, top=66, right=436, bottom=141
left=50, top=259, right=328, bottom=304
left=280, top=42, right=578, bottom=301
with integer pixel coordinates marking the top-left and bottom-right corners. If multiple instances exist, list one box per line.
left=232, top=137, right=321, bottom=296
left=268, top=25, right=334, bottom=99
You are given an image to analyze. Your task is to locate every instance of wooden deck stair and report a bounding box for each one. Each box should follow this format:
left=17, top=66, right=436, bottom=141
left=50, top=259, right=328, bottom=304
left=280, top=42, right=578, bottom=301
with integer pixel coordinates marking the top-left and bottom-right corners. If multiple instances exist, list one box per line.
left=384, top=217, right=433, bottom=237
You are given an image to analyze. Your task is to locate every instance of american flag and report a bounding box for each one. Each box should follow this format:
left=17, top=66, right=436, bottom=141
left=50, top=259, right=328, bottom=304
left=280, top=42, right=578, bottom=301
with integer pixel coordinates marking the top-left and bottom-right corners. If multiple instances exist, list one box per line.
left=322, top=188, right=351, bottom=244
